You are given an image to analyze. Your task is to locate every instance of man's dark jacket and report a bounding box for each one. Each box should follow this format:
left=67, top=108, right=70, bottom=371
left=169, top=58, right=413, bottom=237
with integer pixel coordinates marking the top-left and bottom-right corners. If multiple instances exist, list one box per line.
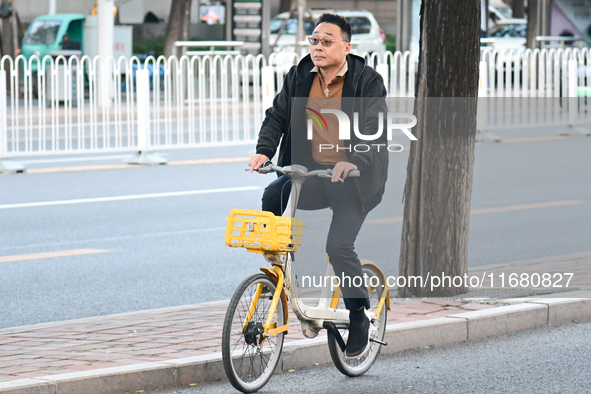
left=256, top=53, right=389, bottom=215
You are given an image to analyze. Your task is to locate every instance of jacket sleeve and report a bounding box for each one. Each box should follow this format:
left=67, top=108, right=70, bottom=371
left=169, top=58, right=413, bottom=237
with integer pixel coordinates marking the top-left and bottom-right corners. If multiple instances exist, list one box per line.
left=255, top=66, right=296, bottom=160
left=348, top=71, right=389, bottom=172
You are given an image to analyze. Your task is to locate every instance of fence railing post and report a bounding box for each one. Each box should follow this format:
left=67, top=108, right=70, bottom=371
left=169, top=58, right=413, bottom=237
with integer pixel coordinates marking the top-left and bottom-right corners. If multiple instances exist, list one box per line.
left=376, top=63, right=389, bottom=96
left=476, top=60, right=501, bottom=143
left=261, top=65, right=275, bottom=111
left=560, top=58, right=591, bottom=136
left=126, top=68, right=168, bottom=165
left=0, top=69, right=26, bottom=174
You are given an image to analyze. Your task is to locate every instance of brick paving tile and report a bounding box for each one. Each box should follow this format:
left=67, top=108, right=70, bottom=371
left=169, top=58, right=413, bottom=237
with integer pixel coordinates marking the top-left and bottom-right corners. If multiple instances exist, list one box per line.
left=0, top=338, right=28, bottom=345
left=101, top=339, right=140, bottom=345
left=2, top=332, right=53, bottom=339
left=41, top=360, right=78, bottom=367
left=385, top=312, right=417, bottom=320
left=422, top=299, right=464, bottom=307
left=12, top=354, right=45, bottom=360
left=81, top=353, right=133, bottom=361
left=152, top=352, right=197, bottom=359
left=63, top=355, right=99, bottom=362
left=96, top=347, right=136, bottom=353
left=0, top=374, right=21, bottom=382
left=388, top=316, right=429, bottom=323
left=0, top=351, right=27, bottom=358
left=160, top=331, right=202, bottom=337
left=148, top=338, right=186, bottom=344
left=0, top=355, right=43, bottom=363
left=60, top=364, right=100, bottom=372
left=191, top=341, right=222, bottom=349
left=123, top=342, right=170, bottom=350
left=4, top=371, right=51, bottom=379
left=18, top=347, right=68, bottom=355
left=0, top=340, right=48, bottom=347
left=423, top=310, right=464, bottom=318
left=135, top=348, right=182, bottom=356
left=86, top=330, right=137, bottom=335
left=181, top=335, right=219, bottom=341
left=392, top=306, right=445, bottom=315
left=0, top=365, right=43, bottom=375
left=156, top=344, right=199, bottom=351
left=458, top=303, right=496, bottom=310
left=95, top=358, right=143, bottom=365
left=4, top=357, right=65, bottom=367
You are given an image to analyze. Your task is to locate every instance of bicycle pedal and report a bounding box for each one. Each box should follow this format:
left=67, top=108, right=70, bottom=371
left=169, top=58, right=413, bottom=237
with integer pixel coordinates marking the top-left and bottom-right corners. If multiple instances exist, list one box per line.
left=370, top=337, right=388, bottom=346
left=323, top=321, right=346, bottom=352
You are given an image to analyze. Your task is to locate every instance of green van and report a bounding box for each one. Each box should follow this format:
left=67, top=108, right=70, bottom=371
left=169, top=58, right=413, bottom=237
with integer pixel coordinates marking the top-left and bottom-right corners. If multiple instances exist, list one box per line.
left=21, top=14, right=85, bottom=72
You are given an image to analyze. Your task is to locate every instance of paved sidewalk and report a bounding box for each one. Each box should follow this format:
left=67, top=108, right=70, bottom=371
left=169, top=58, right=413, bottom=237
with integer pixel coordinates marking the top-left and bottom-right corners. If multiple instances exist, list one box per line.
left=0, top=299, right=494, bottom=382
left=0, top=251, right=589, bottom=393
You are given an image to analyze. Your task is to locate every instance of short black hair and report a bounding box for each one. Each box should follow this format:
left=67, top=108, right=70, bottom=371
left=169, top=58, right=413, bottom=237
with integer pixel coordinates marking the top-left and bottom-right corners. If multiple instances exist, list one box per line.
left=315, top=13, right=351, bottom=42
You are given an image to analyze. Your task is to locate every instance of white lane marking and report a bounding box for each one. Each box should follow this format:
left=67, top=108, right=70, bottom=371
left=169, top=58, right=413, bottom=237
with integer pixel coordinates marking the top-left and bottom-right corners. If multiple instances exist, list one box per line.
left=19, top=154, right=145, bottom=165
left=0, top=249, right=110, bottom=264
left=0, top=187, right=262, bottom=210
left=0, top=227, right=227, bottom=252
left=366, top=200, right=587, bottom=224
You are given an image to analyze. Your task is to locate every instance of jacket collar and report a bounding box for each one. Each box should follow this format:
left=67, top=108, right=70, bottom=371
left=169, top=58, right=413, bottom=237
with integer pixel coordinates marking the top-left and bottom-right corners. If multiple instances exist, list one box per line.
left=295, top=54, right=366, bottom=98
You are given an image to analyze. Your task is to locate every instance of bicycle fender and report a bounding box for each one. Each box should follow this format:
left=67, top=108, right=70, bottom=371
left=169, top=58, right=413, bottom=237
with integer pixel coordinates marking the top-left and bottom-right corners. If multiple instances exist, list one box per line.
left=360, top=260, right=391, bottom=310
left=260, top=267, right=290, bottom=330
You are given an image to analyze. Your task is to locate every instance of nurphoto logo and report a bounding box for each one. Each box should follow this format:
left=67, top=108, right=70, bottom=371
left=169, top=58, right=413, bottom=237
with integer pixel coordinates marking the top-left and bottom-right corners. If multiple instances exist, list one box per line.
left=305, top=109, right=418, bottom=153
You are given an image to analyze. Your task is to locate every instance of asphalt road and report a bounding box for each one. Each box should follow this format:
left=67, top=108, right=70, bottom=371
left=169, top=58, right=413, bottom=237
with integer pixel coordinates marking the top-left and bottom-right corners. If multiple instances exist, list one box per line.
left=145, top=321, right=591, bottom=394
left=0, top=133, right=590, bottom=328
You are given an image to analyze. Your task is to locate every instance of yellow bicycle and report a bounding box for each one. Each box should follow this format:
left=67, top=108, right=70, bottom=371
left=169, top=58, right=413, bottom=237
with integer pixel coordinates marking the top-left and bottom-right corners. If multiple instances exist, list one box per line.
left=221, top=164, right=390, bottom=393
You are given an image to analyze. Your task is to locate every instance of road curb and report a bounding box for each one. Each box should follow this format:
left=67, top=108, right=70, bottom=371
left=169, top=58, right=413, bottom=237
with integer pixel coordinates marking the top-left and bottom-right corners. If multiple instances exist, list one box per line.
left=1, top=297, right=590, bottom=394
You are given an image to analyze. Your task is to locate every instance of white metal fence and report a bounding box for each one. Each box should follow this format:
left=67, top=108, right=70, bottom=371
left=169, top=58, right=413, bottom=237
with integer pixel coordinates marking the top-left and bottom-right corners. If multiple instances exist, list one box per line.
left=1, top=48, right=590, bottom=168
left=478, top=48, right=591, bottom=136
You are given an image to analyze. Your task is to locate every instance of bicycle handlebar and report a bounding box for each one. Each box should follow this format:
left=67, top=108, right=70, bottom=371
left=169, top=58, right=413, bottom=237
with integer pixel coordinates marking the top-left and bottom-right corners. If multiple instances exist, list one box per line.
left=253, top=163, right=360, bottom=182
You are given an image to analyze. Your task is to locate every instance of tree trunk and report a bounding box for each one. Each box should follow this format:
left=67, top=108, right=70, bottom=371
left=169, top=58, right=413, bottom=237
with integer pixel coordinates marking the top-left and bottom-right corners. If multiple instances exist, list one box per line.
left=164, top=0, right=192, bottom=58
left=279, top=0, right=292, bottom=14
left=398, top=0, right=480, bottom=297
left=526, top=0, right=538, bottom=48
left=512, top=0, right=525, bottom=18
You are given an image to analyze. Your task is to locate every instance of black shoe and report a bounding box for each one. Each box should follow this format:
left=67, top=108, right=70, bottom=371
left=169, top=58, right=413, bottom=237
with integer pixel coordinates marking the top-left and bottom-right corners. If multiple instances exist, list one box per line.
left=345, top=309, right=370, bottom=358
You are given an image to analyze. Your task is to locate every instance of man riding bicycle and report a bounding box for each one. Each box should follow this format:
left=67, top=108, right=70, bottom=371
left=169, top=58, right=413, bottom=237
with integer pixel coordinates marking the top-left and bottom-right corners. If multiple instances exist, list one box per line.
left=249, top=13, right=388, bottom=358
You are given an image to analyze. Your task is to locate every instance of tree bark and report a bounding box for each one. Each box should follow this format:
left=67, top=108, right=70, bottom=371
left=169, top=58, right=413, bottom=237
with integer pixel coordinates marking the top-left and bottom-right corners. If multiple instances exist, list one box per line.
left=526, top=0, right=538, bottom=48
left=512, top=0, right=525, bottom=18
left=398, top=0, right=480, bottom=297
left=164, top=0, right=192, bottom=58
left=279, top=0, right=292, bottom=14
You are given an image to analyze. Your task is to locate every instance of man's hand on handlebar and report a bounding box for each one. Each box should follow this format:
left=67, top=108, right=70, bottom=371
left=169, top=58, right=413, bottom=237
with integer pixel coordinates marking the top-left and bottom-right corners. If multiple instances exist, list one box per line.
left=249, top=154, right=270, bottom=173
left=331, top=161, right=358, bottom=183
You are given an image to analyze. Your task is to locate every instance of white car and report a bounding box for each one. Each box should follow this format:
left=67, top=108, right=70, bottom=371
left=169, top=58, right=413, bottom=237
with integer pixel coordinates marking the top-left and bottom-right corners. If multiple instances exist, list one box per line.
left=269, top=9, right=387, bottom=56
left=482, top=19, right=527, bottom=81
left=488, top=4, right=514, bottom=27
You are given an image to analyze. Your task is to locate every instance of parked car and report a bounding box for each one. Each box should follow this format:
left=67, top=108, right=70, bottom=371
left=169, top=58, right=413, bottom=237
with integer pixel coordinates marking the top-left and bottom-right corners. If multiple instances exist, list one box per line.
left=269, top=9, right=387, bottom=56
left=487, top=19, right=527, bottom=42
left=488, top=3, right=514, bottom=27
left=482, top=19, right=527, bottom=85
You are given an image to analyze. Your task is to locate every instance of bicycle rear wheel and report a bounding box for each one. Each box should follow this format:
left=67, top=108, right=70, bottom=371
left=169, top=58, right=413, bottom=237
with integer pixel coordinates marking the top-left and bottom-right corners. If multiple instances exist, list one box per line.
left=327, top=263, right=388, bottom=376
left=222, top=273, right=286, bottom=393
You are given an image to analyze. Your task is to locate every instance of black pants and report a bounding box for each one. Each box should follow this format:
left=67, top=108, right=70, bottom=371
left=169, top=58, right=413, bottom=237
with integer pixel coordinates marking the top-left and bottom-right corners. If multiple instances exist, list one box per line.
left=262, top=174, right=370, bottom=311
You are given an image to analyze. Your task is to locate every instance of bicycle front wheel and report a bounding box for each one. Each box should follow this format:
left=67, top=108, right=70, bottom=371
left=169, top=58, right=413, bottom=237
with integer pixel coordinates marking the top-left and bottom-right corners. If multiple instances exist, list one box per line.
left=222, top=273, right=286, bottom=393
left=327, top=263, right=388, bottom=376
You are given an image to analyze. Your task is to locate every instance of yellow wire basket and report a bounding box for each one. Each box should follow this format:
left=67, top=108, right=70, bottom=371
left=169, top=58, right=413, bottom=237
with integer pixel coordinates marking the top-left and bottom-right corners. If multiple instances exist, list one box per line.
left=225, top=209, right=305, bottom=254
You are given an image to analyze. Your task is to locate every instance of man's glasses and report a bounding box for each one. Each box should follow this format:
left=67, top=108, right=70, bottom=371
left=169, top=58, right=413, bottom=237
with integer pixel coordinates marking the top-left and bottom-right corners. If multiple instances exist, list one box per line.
left=308, top=37, right=349, bottom=47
